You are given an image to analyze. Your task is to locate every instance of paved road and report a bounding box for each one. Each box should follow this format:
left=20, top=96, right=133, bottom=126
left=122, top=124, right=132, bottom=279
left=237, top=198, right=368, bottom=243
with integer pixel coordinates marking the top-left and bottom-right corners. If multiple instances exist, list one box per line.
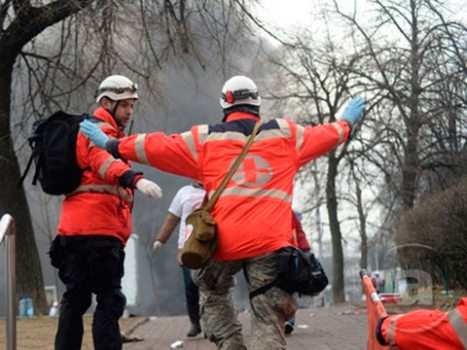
left=122, top=304, right=368, bottom=350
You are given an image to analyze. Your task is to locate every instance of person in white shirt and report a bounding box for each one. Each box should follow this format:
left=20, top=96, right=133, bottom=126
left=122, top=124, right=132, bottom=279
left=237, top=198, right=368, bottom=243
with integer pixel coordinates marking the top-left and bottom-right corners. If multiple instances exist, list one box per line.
left=153, top=182, right=205, bottom=337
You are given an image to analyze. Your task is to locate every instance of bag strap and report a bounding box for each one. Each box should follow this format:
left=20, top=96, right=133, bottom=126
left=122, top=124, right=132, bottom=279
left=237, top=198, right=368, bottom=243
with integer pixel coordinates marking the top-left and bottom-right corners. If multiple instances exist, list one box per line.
left=204, top=121, right=261, bottom=212
left=17, top=150, right=39, bottom=189
left=249, top=247, right=295, bottom=299
left=249, top=280, right=278, bottom=299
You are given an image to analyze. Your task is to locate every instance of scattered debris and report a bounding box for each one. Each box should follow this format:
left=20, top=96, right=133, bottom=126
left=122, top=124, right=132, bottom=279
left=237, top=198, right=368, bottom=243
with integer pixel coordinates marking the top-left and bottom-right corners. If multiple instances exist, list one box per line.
left=170, top=340, right=184, bottom=349
left=297, top=324, right=309, bottom=329
left=338, top=309, right=364, bottom=316
left=121, top=331, right=144, bottom=343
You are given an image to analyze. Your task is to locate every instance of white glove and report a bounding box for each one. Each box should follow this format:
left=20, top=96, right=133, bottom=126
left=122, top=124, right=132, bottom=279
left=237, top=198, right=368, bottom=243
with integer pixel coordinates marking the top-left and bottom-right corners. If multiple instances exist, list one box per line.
left=153, top=240, right=164, bottom=251
left=135, top=178, right=163, bottom=199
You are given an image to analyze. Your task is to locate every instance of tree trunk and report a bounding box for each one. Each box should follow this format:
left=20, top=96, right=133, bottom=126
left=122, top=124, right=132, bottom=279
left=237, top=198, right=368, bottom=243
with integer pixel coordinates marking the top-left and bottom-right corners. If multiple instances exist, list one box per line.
left=312, top=163, right=323, bottom=259
left=0, top=61, right=48, bottom=314
left=400, top=0, right=422, bottom=211
left=356, top=182, right=368, bottom=269
left=326, top=156, right=345, bottom=303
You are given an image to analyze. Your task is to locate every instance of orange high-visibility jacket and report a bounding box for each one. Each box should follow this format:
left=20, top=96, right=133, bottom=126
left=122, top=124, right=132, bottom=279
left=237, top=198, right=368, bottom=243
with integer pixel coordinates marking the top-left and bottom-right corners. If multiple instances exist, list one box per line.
left=110, top=112, right=350, bottom=259
left=377, top=297, right=467, bottom=350
left=58, top=107, right=140, bottom=244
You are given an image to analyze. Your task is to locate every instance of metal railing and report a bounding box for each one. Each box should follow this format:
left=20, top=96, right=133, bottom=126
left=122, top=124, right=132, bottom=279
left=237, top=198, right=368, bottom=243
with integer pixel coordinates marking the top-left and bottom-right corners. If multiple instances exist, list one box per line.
left=0, top=214, right=16, bottom=350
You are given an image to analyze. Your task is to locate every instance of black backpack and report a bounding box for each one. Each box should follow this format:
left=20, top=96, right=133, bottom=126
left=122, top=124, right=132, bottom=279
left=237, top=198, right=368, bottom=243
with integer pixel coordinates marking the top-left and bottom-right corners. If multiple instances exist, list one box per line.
left=19, top=111, right=88, bottom=195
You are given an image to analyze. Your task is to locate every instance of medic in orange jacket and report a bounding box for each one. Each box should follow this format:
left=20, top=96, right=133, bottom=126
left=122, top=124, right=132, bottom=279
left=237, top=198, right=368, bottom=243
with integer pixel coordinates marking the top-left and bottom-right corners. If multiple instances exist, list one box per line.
left=90, top=112, right=352, bottom=260
left=376, top=297, right=467, bottom=350
left=57, top=106, right=143, bottom=244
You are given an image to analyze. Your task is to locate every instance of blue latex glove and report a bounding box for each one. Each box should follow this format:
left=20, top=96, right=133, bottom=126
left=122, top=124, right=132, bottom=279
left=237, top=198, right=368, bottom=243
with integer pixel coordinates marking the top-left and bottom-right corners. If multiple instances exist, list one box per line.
left=340, top=97, right=366, bottom=127
left=79, top=119, right=110, bottom=148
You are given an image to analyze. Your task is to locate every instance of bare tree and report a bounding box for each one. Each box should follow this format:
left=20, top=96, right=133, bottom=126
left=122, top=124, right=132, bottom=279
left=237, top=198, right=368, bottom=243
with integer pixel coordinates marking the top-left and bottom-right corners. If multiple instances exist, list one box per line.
left=345, top=161, right=380, bottom=270
left=256, top=0, right=465, bottom=302
left=334, top=0, right=467, bottom=211
left=332, top=0, right=466, bottom=290
left=1, top=0, right=258, bottom=313
left=268, top=33, right=370, bottom=302
left=0, top=0, right=99, bottom=314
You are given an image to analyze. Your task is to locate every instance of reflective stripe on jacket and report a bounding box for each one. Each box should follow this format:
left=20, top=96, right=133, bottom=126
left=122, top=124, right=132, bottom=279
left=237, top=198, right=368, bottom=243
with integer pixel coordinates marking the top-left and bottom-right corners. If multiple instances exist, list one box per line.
left=379, top=297, right=467, bottom=350
left=57, top=107, right=135, bottom=244
left=115, top=111, right=350, bottom=259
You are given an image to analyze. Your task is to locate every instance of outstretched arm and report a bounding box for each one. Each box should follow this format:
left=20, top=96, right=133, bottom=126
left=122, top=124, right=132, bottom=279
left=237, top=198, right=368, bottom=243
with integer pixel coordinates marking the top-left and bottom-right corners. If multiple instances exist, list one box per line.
left=80, top=120, right=202, bottom=180
left=80, top=120, right=163, bottom=199
left=297, top=97, right=366, bottom=167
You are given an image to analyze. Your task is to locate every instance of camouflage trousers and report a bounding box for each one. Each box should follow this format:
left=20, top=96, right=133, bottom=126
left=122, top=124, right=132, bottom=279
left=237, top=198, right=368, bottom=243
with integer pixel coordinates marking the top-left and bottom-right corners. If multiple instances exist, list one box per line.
left=192, top=251, right=297, bottom=350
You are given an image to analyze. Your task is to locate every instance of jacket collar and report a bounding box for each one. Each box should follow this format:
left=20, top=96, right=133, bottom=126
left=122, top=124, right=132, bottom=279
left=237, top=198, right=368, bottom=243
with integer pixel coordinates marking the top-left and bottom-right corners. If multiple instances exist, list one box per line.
left=93, top=107, right=124, bottom=137
left=225, top=111, right=260, bottom=123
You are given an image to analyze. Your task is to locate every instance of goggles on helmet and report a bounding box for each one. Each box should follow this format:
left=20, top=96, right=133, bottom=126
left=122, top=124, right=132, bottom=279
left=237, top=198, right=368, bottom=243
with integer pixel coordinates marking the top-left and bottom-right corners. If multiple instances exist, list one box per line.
left=96, top=83, right=138, bottom=97
left=221, top=89, right=259, bottom=104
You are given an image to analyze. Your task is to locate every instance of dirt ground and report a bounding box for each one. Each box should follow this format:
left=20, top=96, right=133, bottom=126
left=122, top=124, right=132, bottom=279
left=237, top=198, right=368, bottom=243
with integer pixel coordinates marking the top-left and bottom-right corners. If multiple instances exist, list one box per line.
left=0, top=289, right=463, bottom=350
left=0, top=305, right=368, bottom=350
left=0, top=315, right=145, bottom=350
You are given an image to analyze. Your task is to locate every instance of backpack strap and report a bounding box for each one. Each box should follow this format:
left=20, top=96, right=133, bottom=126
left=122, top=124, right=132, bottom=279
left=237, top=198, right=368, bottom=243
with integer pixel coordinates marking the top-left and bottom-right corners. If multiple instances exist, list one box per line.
left=31, top=154, right=41, bottom=185
left=17, top=149, right=39, bottom=188
left=86, top=115, right=105, bottom=123
left=249, top=280, right=278, bottom=299
left=18, top=130, right=43, bottom=189
left=81, top=115, right=105, bottom=172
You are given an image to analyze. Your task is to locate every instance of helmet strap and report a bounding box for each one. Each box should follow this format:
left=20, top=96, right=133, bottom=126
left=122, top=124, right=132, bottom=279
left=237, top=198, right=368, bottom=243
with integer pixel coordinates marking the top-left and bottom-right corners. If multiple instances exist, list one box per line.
left=110, top=100, right=125, bottom=131
left=222, top=104, right=260, bottom=122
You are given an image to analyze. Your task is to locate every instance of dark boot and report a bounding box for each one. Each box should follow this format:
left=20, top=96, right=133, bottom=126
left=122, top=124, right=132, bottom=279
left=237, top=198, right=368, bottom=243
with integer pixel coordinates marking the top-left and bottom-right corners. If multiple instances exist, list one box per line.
left=186, top=320, right=202, bottom=337
left=285, top=320, right=295, bottom=336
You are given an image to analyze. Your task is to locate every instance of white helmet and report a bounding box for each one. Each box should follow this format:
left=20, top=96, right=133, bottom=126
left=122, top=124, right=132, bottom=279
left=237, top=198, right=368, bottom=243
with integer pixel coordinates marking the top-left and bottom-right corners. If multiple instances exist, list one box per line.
left=219, top=75, right=261, bottom=109
left=95, top=75, right=138, bottom=103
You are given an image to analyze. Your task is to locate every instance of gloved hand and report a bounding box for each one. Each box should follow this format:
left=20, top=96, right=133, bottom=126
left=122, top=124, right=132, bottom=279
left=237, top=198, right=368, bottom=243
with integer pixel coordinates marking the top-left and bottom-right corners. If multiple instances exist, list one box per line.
left=80, top=119, right=110, bottom=148
left=135, top=178, right=163, bottom=199
left=153, top=240, right=164, bottom=251
left=340, top=97, right=366, bottom=127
